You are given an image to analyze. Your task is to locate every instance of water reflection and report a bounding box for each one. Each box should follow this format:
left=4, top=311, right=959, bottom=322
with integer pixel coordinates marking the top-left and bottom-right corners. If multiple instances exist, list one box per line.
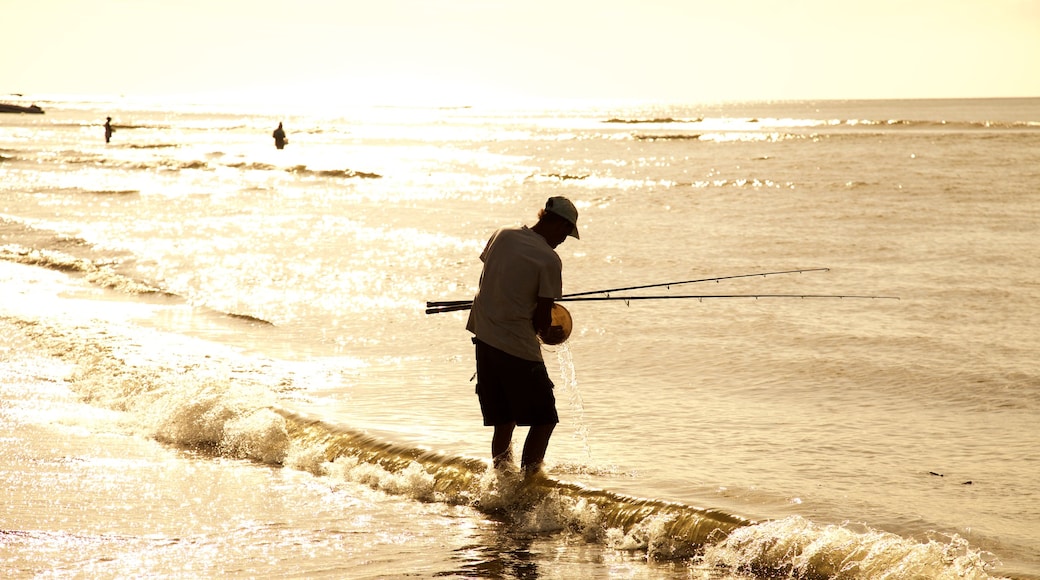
left=448, top=523, right=541, bottom=579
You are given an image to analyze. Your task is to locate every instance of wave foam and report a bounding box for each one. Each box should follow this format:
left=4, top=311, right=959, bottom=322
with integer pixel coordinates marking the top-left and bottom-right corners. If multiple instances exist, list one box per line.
left=8, top=316, right=1005, bottom=578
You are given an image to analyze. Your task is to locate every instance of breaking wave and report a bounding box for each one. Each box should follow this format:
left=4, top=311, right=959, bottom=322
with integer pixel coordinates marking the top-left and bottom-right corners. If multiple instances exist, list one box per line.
left=6, top=317, right=1004, bottom=579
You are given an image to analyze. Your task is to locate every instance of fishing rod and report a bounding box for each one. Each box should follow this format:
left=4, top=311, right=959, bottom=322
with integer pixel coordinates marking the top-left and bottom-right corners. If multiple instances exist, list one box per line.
left=567, top=267, right=832, bottom=298
left=425, top=292, right=898, bottom=315
left=561, top=293, right=900, bottom=303
left=426, top=267, right=831, bottom=311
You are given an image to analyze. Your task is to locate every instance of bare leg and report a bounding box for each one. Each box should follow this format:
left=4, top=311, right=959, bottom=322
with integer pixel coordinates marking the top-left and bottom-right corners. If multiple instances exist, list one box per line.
left=521, top=423, right=555, bottom=475
left=491, top=423, right=516, bottom=468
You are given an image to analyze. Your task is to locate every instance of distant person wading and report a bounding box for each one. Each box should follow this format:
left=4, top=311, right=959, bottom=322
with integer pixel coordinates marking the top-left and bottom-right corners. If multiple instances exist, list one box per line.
left=104, top=117, right=114, bottom=143
left=273, top=122, right=288, bottom=149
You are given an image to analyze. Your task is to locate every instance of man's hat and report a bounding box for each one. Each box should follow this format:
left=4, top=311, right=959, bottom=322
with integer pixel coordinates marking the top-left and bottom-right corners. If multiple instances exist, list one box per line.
left=545, top=196, right=579, bottom=239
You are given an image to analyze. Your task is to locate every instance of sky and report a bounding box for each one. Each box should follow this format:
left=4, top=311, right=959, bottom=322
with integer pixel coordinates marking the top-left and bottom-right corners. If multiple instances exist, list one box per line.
left=4, top=0, right=1039, bottom=105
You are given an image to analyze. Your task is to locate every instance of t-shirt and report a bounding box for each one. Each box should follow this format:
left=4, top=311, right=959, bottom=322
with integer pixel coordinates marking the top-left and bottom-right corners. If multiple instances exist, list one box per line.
left=466, top=226, right=563, bottom=362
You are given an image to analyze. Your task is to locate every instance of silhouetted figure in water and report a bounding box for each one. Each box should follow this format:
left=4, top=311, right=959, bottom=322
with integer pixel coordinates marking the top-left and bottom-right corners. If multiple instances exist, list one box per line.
left=273, top=122, right=287, bottom=149
left=104, top=117, right=114, bottom=143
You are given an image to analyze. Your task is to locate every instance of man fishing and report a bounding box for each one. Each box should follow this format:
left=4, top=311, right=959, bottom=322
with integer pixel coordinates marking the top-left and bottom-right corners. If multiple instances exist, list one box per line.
left=104, top=117, right=115, bottom=143
left=272, top=122, right=287, bottom=149
left=466, top=196, right=579, bottom=476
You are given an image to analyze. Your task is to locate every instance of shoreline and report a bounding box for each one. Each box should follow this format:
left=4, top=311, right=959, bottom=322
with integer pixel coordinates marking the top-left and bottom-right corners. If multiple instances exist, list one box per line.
left=0, top=276, right=474, bottom=579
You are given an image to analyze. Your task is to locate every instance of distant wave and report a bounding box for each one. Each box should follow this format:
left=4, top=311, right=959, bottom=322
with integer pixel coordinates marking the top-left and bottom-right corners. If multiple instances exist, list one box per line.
left=49, top=121, right=183, bottom=131
left=288, top=165, right=383, bottom=179
left=606, top=116, right=1039, bottom=131
left=227, top=161, right=278, bottom=171
left=107, top=122, right=169, bottom=130
left=225, top=312, right=275, bottom=325
left=162, top=159, right=209, bottom=170
left=634, top=134, right=703, bottom=141
left=25, top=153, right=383, bottom=179
left=844, top=118, right=1040, bottom=130
left=226, top=162, right=383, bottom=178
left=542, top=173, right=589, bottom=180
left=678, top=178, right=795, bottom=190
left=127, top=143, right=179, bottom=150
left=605, top=117, right=702, bottom=124
left=2, top=185, right=139, bottom=196
left=74, top=157, right=213, bottom=172
left=88, top=189, right=140, bottom=196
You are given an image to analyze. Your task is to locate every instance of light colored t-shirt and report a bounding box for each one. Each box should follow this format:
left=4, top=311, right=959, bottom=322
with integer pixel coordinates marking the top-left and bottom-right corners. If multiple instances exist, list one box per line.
left=466, top=226, right=563, bottom=362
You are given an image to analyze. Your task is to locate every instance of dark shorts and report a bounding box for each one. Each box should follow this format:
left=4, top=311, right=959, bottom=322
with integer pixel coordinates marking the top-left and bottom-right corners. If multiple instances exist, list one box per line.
left=474, top=339, right=559, bottom=427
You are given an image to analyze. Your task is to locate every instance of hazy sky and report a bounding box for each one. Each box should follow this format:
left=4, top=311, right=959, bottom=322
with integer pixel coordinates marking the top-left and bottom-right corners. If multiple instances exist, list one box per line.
left=4, top=0, right=1039, bottom=104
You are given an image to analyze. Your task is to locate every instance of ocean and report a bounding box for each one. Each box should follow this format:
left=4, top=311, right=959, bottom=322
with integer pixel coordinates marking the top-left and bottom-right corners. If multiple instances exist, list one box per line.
left=1, top=95, right=1037, bottom=579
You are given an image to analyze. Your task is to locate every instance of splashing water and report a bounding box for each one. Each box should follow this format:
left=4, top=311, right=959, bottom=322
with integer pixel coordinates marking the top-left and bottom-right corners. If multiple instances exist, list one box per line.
left=553, top=343, right=592, bottom=461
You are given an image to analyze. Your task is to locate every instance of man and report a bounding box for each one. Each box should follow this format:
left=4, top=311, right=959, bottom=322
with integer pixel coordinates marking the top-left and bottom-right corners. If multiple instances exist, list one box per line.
left=466, top=196, right=580, bottom=475
left=104, top=117, right=114, bottom=143
left=273, top=122, right=287, bottom=149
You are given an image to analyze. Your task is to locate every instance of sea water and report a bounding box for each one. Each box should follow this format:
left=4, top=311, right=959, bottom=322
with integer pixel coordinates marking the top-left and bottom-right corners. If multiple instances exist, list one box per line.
left=1, top=96, right=1038, bottom=578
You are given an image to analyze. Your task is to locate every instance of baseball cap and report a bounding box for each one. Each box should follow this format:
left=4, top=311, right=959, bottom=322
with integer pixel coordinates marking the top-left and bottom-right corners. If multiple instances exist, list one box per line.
left=545, top=196, right=580, bottom=239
